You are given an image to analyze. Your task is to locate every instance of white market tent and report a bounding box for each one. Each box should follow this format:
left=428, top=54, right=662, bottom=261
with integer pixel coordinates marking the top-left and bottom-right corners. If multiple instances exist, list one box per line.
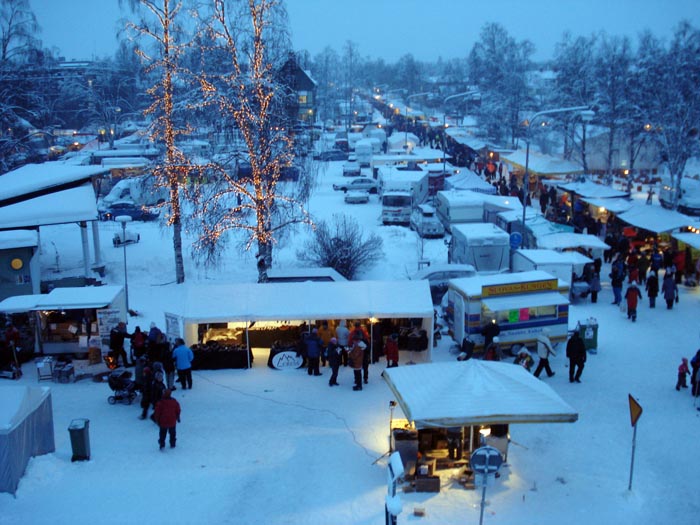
left=167, top=280, right=435, bottom=360
left=0, top=386, right=55, bottom=495
left=537, top=232, right=610, bottom=251
left=617, top=204, right=695, bottom=233
left=557, top=180, right=629, bottom=199
left=672, top=232, right=700, bottom=250
left=502, top=150, right=583, bottom=176
left=382, top=360, right=578, bottom=428
left=444, top=171, right=497, bottom=194
left=583, top=197, right=633, bottom=214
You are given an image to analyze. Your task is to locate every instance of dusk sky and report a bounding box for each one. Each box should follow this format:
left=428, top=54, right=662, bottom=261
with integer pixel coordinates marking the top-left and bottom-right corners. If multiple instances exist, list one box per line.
left=30, top=0, right=700, bottom=63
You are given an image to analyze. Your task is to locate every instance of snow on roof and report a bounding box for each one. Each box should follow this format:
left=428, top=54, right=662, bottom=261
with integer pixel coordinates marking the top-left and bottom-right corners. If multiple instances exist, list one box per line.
left=0, top=163, right=108, bottom=201
left=0, top=184, right=98, bottom=229
left=451, top=222, right=509, bottom=239
left=0, top=286, right=124, bottom=313
left=515, top=249, right=592, bottom=266
left=0, top=230, right=38, bottom=250
left=445, top=127, right=488, bottom=150
left=169, top=280, right=433, bottom=324
left=583, top=197, right=633, bottom=214
left=536, top=232, right=610, bottom=251
left=438, top=189, right=521, bottom=210
left=557, top=180, right=629, bottom=199
left=444, top=171, right=497, bottom=194
left=502, top=150, right=583, bottom=175
left=266, top=267, right=347, bottom=282
left=382, top=360, right=578, bottom=427
left=618, top=203, right=695, bottom=233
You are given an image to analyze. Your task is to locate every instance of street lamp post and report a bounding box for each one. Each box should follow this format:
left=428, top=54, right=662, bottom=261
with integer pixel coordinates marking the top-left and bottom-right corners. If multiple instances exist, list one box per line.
left=115, top=215, right=132, bottom=313
left=520, top=106, right=595, bottom=248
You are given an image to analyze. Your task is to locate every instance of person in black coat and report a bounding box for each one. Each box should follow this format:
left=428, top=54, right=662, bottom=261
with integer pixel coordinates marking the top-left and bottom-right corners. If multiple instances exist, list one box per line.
left=645, top=270, right=659, bottom=308
left=481, top=319, right=501, bottom=348
left=109, top=321, right=132, bottom=367
left=326, top=338, right=341, bottom=387
left=566, top=331, right=587, bottom=383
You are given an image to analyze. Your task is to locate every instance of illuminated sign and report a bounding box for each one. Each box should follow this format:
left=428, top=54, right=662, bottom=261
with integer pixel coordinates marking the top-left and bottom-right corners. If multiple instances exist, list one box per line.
left=481, top=279, right=558, bottom=297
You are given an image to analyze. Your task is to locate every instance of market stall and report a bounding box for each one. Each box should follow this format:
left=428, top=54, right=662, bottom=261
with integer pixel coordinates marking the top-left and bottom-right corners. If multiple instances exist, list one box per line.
left=165, top=280, right=434, bottom=368
left=382, top=360, right=578, bottom=481
left=0, top=286, right=126, bottom=359
left=445, top=270, right=570, bottom=352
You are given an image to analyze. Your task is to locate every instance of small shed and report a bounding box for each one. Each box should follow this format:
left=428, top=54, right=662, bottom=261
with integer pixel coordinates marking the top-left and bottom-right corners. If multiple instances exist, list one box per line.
left=0, top=386, right=55, bottom=495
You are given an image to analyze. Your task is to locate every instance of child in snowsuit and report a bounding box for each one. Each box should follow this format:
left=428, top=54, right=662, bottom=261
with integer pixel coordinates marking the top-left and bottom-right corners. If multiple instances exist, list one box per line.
left=384, top=333, right=399, bottom=368
left=153, top=389, right=181, bottom=450
left=676, top=358, right=690, bottom=391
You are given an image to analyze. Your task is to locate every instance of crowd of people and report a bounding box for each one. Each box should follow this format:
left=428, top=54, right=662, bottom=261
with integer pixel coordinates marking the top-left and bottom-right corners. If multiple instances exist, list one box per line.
left=108, top=322, right=190, bottom=450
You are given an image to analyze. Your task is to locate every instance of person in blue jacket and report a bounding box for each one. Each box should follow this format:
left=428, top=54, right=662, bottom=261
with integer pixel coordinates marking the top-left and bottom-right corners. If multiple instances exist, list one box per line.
left=303, top=328, right=324, bottom=376
left=172, top=338, right=194, bottom=390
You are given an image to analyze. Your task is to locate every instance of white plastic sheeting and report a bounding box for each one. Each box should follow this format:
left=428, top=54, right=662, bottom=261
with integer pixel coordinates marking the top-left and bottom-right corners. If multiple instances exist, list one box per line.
left=0, top=386, right=55, bottom=494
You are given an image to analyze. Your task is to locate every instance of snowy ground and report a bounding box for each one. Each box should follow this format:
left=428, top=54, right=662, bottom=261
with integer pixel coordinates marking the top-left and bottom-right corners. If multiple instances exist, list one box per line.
left=2, top=160, right=700, bottom=524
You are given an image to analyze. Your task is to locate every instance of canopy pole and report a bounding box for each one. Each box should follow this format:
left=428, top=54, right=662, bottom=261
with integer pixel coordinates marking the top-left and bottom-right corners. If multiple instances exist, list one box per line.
left=370, top=320, right=374, bottom=363
left=246, top=323, right=251, bottom=369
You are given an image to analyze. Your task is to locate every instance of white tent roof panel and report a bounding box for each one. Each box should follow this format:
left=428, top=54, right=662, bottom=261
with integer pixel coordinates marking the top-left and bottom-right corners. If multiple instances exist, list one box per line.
left=0, top=286, right=123, bottom=313
left=174, top=280, right=434, bottom=324
left=382, top=360, right=578, bottom=427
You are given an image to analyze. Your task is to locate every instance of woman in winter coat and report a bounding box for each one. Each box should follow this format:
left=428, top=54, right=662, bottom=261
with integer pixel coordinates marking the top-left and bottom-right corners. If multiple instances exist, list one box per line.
left=645, top=270, right=659, bottom=308
left=661, top=272, right=679, bottom=309
left=348, top=340, right=365, bottom=391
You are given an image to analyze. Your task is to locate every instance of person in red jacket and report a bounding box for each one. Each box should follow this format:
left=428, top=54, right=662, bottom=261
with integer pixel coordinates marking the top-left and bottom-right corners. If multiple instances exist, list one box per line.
left=625, top=281, right=643, bottom=322
left=384, top=333, right=399, bottom=368
left=153, top=389, right=181, bottom=450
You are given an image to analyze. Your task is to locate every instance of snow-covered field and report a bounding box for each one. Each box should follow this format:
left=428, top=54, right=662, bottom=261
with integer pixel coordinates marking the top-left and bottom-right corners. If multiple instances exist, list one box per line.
left=2, top=160, right=700, bottom=525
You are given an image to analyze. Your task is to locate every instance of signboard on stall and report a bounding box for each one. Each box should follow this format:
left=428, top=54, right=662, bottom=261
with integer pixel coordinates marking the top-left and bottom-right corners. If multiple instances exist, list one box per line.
left=164, top=313, right=181, bottom=341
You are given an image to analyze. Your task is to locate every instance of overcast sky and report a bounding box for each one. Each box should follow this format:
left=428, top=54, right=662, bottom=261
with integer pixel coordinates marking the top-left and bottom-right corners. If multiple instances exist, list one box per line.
left=30, top=0, right=700, bottom=63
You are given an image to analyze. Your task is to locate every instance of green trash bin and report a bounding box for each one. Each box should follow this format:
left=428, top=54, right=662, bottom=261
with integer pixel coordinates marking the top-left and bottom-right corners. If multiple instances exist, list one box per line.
left=578, top=323, right=598, bottom=353
left=68, top=418, right=90, bottom=462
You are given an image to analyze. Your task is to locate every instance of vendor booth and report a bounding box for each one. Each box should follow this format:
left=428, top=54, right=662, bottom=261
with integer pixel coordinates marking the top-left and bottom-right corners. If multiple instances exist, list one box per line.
left=0, top=286, right=126, bottom=359
left=382, top=360, right=577, bottom=484
left=0, top=386, right=55, bottom=494
left=446, top=270, right=570, bottom=352
left=165, top=280, right=435, bottom=369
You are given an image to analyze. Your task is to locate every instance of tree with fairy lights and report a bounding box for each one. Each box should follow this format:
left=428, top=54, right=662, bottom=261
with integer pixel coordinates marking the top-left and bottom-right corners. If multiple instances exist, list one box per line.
left=191, top=0, right=311, bottom=283
left=122, top=0, right=194, bottom=284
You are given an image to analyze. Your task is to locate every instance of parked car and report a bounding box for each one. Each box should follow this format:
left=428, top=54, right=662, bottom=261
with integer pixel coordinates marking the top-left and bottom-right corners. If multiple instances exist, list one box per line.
left=314, top=149, right=348, bottom=161
left=333, top=177, right=378, bottom=193
left=101, top=201, right=160, bottom=222
left=410, top=204, right=445, bottom=238
left=409, top=263, right=477, bottom=304
left=344, top=190, right=370, bottom=204
left=342, top=160, right=361, bottom=176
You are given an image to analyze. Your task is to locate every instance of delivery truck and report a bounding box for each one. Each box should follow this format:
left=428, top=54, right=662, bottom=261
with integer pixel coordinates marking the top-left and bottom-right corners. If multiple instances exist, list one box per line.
left=378, top=166, right=429, bottom=225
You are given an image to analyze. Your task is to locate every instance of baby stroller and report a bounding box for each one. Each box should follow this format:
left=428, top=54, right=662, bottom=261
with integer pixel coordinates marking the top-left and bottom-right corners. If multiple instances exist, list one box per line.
left=107, top=368, right=137, bottom=405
